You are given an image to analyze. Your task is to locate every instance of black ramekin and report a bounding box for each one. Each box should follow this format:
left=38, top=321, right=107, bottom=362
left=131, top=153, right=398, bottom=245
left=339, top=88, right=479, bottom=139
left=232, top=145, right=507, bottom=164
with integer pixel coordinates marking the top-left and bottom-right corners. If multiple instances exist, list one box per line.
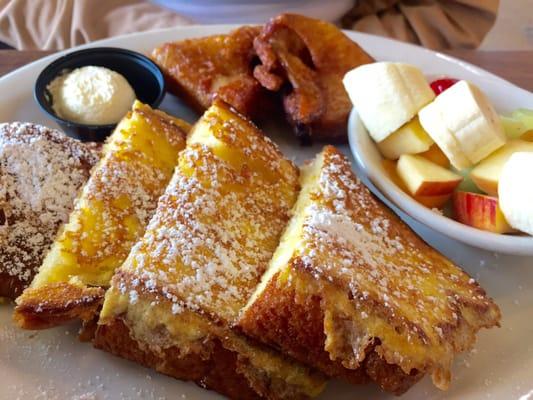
left=34, top=47, right=165, bottom=142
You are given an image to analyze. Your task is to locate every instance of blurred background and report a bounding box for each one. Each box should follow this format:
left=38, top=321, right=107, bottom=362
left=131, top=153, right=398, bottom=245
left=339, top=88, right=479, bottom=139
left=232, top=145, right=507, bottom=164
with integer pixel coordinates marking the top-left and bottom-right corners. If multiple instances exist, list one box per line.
left=481, top=0, right=533, bottom=50
left=0, top=0, right=531, bottom=50
left=152, top=0, right=533, bottom=50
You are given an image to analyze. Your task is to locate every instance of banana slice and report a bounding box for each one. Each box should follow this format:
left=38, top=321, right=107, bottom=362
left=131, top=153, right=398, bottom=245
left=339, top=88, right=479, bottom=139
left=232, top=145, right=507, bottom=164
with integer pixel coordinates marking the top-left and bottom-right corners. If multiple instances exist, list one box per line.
left=419, top=99, right=473, bottom=170
left=343, top=62, right=435, bottom=142
left=419, top=81, right=506, bottom=166
left=498, top=152, right=533, bottom=235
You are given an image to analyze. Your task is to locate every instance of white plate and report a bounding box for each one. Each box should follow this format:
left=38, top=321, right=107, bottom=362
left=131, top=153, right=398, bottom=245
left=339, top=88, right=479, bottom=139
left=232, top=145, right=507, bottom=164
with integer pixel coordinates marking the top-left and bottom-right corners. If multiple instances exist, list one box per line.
left=0, top=26, right=532, bottom=400
left=347, top=108, right=533, bottom=255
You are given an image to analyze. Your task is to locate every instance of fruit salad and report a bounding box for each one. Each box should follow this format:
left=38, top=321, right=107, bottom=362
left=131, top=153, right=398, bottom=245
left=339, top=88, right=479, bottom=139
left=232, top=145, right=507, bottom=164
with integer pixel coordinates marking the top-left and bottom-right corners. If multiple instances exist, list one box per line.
left=343, top=62, right=533, bottom=236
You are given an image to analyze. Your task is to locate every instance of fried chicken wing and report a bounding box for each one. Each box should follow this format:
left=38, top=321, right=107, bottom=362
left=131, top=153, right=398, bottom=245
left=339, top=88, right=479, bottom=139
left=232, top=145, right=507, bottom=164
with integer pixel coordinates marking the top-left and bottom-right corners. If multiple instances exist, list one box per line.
left=152, top=26, right=271, bottom=119
left=253, top=14, right=374, bottom=142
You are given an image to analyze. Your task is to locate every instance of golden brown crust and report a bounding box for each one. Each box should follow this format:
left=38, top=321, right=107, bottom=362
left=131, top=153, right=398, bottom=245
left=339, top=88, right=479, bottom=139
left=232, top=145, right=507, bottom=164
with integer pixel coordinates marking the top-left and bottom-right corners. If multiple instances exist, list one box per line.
left=151, top=26, right=272, bottom=119
left=104, top=100, right=300, bottom=325
left=94, top=102, right=326, bottom=399
left=95, top=317, right=315, bottom=400
left=94, top=318, right=261, bottom=400
left=13, top=282, right=104, bottom=329
left=239, top=270, right=423, bottom=395
left=13, top=103, right=189, bottom=329
left=239, top=145, right=500, bottom=393
left=253, top=14, right=374, bottom=142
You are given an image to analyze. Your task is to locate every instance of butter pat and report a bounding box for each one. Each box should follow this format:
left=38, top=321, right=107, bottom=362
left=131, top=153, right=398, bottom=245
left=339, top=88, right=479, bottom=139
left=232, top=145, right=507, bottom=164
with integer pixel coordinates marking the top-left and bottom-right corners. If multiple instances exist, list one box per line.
left=48, top=66, right=136, bottom=125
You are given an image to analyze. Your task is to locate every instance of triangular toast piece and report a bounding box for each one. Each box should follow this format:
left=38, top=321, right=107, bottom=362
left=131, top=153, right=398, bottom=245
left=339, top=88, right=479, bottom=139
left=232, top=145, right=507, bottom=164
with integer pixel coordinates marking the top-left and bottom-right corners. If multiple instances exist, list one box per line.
left=14, top=102, right=189, bottom=329
left=239, top=145, right=501, bottom=394
left=0, top=122, right=99, bottom=299
left=94, top=101, right=326, bottom=399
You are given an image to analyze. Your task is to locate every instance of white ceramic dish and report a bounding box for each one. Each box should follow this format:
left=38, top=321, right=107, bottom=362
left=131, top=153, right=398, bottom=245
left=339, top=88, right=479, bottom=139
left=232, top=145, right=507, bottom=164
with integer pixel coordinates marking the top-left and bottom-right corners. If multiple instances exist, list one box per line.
left=151, top=0, right=353, bottom=24
left=348, top=108, right=533, bottom=255
left=1, top=26, right=532, bottom=400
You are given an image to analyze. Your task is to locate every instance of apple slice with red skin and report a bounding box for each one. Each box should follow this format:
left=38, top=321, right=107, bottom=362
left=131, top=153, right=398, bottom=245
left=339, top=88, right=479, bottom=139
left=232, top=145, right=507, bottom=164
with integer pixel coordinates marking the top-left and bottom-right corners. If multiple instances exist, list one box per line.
left=453, top=191, right=515, bottom=234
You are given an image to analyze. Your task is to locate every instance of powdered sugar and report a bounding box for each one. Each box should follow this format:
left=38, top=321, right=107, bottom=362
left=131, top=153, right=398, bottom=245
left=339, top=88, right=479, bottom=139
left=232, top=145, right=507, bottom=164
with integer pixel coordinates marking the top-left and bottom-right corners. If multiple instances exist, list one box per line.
left=113, top=115, right=298, bottom=324
left=21, top=105, right=188, bottom=300
left=0, top=122, right=99, bottom=294
left=297, top=147, right=497, bottom=347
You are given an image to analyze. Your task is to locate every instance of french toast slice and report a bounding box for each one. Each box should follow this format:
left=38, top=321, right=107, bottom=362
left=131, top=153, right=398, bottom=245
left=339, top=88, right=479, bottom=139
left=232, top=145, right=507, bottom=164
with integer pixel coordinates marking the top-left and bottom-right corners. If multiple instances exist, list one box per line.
left=14, top=102, right=189, bottom=329
left=94, top=101, right=326, bottom=399
left=0, top=122, right=99, bottom=300
left=239, top=146, right=501, bottom=394
left=152, top=26, right=271, bottom=119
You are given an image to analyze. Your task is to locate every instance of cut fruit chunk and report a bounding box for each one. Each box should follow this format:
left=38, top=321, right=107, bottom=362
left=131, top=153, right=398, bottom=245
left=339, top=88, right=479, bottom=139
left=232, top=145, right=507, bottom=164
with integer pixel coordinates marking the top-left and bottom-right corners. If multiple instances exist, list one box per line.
left=455, top=167, right=483, bottom=194
left=419, top=143, right=450, bottom=168
left=470, top=140, right=533, bottom=196
left=419, top=81, right=506, bottom=167
left=453, top=191, right=514, bottom=234
left=418, top=107, right=472, bottom=170
left=382, top=160, right=451, bottom=208
left=430, top=78, right=458, bottom=95
left=343, top=62, right=435, bottom=142
left=499, top=152, right=533, bottom=235
left=376, top=117, right=433, bottom=160
left=442, top=81, right=506, bottom=163
left=501, top=116, right=528, bottom=139
left=397, top=154, right=462, bottom=196
left=512, top=108, right=533, bottom=130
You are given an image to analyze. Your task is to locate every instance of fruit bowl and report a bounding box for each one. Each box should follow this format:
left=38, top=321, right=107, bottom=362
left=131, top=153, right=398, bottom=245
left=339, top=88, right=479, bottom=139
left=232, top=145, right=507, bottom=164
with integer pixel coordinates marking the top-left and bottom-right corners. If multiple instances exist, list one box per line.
left=347, top=108, right=533, bottom=255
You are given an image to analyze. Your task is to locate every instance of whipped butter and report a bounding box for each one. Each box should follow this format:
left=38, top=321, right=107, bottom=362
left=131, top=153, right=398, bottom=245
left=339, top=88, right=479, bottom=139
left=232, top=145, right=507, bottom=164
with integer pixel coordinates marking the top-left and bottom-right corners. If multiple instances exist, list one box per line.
left=48, top=66, right=136, bottom=125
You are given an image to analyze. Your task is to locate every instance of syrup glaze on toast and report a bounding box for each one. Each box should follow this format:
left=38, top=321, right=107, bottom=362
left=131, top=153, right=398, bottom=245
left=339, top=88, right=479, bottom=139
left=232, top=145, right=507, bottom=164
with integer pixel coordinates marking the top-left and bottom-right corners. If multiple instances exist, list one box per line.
left=14, top=102, right=189, bottom=329
left=239, top=146, right=501, bottom=393
left=96, top=101, right=325, bottom=399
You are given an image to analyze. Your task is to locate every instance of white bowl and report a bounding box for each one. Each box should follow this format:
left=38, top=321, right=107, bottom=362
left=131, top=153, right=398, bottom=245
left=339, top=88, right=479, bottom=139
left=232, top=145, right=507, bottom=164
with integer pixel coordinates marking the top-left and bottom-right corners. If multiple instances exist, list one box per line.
left=151, top=0, right=353, bottom=24
left=347, top=109, right=533, bottom=255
